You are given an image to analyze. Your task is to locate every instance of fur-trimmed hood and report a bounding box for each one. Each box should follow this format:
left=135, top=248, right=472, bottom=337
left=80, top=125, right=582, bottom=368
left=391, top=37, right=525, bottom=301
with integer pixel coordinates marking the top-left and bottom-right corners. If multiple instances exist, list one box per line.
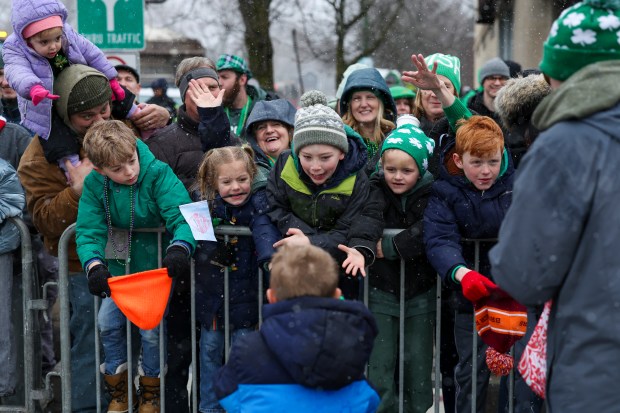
left=494, top=74, right=551, bottom=131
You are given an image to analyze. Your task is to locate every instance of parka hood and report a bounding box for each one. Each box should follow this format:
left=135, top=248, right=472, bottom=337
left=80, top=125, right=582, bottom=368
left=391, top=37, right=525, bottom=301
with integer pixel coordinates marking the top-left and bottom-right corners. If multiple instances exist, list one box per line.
left=11, top=0, right=67, bottom=39
left=339, top=68, right=397, bottom=122
left=245, top=99, right=297, bottom=165
left=260, top=296, right=377, bottom=389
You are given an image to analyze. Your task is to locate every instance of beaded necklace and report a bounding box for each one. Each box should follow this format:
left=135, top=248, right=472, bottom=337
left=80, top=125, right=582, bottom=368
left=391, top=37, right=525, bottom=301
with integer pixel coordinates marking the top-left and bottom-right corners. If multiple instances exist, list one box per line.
left=365, top=138, right=379, bottom=160
left=103, top=177, right=135, bottom=265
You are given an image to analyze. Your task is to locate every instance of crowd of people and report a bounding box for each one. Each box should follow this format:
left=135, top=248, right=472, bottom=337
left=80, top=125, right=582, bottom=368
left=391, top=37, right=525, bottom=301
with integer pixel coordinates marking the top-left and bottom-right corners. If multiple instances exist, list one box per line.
left=1, top=0, right=620, bottom=412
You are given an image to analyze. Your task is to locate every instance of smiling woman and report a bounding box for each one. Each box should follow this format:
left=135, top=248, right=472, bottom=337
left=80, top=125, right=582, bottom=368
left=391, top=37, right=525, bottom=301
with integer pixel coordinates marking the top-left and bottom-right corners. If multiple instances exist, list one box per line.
left=339, top=67, right=396, bottom=175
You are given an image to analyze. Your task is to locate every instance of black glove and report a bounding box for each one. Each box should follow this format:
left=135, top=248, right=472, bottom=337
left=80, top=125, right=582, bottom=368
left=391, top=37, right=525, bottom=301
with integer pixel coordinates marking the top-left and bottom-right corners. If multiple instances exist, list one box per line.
left=87, top=264, right=112, bottom=298
left=163, top=245, right=190, bottom=278
left=210, top=241, right=235, bottom=267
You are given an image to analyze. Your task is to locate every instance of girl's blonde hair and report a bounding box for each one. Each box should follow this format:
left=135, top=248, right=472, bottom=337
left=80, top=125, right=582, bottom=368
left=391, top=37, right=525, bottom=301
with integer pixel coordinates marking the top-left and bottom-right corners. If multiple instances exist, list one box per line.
left=342, top=99, right=395, bottom=144
left=196, top=145, right=257, bottom=203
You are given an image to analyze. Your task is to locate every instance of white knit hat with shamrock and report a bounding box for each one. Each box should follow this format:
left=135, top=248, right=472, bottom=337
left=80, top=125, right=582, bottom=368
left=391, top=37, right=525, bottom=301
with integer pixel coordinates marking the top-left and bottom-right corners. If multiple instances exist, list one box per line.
left=540, top=0, right=620, bottom=81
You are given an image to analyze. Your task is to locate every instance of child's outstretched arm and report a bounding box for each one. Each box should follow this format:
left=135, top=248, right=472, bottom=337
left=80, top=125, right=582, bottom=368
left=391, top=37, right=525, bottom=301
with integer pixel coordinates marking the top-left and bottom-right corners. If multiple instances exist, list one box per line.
left=2, top=39, right=48, bottom=100
left=337, top=244, right=366, bottom=277
left=249, top=190, right=281, bottom=267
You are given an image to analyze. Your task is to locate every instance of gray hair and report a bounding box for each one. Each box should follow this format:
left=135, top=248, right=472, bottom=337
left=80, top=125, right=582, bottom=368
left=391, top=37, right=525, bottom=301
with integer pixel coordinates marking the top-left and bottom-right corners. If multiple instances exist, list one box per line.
left=174, top=57, right=216, bottom=87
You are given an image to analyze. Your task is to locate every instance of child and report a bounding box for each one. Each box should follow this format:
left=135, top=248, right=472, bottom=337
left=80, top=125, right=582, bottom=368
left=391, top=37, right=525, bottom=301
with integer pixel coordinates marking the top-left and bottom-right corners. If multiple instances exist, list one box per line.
left=194, top=145, right=280, bottom=413
left=3, top=0, right=126, bottom=173
left=214, top=244, right=379, bottom=412
left=267, top=90, right=369, bottom=299
left=338, top=122, right=437, bottom=413
left=423, top=115, right=514, bottom=413
left=75, top=120, right=196, bottom=412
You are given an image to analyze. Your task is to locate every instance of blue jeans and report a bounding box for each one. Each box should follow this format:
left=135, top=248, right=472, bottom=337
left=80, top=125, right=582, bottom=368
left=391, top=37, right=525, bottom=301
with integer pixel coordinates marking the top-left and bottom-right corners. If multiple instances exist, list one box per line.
left=69, top=273, right=103, bottom=412
left=199, top=328, right=252, bottom=413
left=98, top=297, right=165, bottom=377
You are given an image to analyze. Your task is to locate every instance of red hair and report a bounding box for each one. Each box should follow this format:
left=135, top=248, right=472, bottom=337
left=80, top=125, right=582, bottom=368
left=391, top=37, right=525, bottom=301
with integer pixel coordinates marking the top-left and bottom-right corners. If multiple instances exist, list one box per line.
left=455, top=116, right=504, bottom=157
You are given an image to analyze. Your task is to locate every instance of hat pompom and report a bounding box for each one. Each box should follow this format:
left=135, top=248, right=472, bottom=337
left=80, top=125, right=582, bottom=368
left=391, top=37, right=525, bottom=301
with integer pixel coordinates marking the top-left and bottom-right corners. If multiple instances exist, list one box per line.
left=583, top=0, right=620, bottom=8
left=486, top=347, right=514, bottom=376
left=300, top=90, right=328, bottom=108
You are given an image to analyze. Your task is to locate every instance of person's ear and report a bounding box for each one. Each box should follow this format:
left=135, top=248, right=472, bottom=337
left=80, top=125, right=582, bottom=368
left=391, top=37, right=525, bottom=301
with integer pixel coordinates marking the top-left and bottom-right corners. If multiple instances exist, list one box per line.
left=266, top=288, right=277, bottom=304
left=338, top=151, right=345, bottom=161
left=239, top=73, right=248, bottom=86
left=453, top=152, right=464, bottom=170
left=333, top=288, right=342, bottom=299
left=93, top=166, right=105, bottom=176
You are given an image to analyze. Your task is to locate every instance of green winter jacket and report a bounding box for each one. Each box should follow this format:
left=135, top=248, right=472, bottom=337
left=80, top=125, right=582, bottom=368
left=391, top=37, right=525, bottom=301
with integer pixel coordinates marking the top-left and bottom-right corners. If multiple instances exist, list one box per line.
left=76, top=139, right=196, bottom=276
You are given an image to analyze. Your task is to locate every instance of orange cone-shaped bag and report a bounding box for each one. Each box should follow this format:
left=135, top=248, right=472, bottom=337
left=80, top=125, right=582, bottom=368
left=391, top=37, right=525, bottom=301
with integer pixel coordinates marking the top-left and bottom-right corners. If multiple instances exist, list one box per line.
left=108, top=268, right=172, bottom=330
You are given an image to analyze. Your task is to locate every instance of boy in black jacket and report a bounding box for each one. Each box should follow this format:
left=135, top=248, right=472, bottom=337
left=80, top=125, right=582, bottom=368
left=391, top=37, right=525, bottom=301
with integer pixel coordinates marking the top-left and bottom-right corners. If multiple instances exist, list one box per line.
left=339, top=120, right=436, bottom=412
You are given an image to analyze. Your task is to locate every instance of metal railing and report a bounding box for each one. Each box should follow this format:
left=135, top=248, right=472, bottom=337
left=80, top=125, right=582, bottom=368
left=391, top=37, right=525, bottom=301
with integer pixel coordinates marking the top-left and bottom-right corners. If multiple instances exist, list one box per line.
left=8, top=222, right=526, bottom=413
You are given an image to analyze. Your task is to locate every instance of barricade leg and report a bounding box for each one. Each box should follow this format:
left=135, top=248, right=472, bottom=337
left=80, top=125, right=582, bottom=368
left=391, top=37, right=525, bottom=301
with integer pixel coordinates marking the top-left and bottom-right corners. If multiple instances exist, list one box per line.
left=0, top=253, right=17, bottom=399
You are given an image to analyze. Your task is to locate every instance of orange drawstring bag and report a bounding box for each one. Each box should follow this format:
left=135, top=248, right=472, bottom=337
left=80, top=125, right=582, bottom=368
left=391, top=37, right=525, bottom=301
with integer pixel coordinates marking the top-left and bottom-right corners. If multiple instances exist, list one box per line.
left=108, top=268, right=172, bottom=330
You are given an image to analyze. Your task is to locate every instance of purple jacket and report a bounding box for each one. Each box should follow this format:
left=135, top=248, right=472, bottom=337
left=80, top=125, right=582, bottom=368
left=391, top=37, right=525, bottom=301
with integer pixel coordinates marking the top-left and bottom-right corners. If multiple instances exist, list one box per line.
left=3, top=0, right=117, bottom=139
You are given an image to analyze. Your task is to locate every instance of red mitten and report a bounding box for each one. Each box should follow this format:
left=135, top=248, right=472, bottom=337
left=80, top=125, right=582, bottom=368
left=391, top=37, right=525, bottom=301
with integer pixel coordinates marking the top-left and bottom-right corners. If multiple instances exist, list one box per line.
left=461, top=270, right=497, bottom=302
left=30, top=85, right=59, bottom=106
left=109, top=78, right=125, bottom=101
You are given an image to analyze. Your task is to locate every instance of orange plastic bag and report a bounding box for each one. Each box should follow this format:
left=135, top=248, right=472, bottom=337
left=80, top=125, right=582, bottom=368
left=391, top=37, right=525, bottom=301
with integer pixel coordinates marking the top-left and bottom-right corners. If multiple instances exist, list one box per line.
left=108, top=268, right=172, bottom=330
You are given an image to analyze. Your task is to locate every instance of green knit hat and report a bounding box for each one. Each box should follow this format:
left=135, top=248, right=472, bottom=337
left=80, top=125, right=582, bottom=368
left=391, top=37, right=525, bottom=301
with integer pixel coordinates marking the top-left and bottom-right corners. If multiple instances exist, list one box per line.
left=216, top=54, right=253, bottom=79
left=540, top=0, right=620, bottom=81
left=390, top=85, right=416, bottom=100
left=381, top=124, right=435, bottom=176
left=425, top=53, right=462, bottom=97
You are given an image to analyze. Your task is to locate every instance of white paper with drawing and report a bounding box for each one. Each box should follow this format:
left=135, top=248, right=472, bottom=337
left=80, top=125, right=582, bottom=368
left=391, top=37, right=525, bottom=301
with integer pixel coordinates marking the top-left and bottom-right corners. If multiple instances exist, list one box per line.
left=179, top=201, right=216, bottom=241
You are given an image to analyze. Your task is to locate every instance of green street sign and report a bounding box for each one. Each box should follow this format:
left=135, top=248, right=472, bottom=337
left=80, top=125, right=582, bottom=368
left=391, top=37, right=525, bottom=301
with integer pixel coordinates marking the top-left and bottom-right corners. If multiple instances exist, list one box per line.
left=77, top=0, right=145, bottom=50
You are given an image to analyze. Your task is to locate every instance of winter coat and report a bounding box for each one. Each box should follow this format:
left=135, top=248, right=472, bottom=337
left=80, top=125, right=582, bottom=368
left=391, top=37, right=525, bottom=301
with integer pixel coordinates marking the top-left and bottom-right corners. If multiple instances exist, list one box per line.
left=194, top=189, right=279, bottom=330
left=349, top=171, right=436, bottom=300
left=3, top=0, right=117, bottom=139
left=75, top=140, right=196, bottom=276
left=214, top=296, right=380, bottom=412
left=489, top=61, right=620, bottom=413
left=424, top=136, right=514, bottom=312
left=339, top=68, right=397, bottom=121
left=0, top=119, right=32, bottom=169
left=0, top=159, right=25, bottom=255
left=266, top=134, right=369, bottom=260
left=146, top=94, right=176, bottom=118
left=1, top=98, right=21, bottom=124
left=146, top=105, right=238, bottom=190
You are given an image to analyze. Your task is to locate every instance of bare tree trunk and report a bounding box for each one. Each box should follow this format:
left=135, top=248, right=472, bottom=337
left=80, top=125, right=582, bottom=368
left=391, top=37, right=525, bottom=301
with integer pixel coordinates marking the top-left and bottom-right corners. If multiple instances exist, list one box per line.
left=238, top=0, right=275, bottom=89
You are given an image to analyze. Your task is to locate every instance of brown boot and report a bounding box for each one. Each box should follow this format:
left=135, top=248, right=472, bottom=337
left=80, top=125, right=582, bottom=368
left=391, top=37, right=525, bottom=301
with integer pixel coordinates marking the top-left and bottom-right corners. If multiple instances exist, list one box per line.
left=102, top=363, right=138, bottom=413
left=138, top=375, right=160, bottom=413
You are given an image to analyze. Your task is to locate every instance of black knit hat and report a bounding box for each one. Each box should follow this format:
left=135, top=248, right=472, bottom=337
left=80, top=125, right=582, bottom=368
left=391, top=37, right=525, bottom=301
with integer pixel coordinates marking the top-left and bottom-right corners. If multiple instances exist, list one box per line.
left=67, top=76, right=112, bottom=116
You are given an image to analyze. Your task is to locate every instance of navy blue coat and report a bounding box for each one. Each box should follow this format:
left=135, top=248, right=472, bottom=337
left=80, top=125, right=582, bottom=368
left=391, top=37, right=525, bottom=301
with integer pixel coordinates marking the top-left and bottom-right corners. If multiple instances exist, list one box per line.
left=423, top=137, right=514, bottom=310
left=195, top=189, right=280, bottom=330
left=215, top=296, right=379, bottom=412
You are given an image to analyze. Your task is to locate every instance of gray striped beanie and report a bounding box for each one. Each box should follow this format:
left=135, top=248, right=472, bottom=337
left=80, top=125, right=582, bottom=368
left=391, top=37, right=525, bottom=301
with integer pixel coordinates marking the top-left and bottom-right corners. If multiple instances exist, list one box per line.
left=293, top=90, right=348, bottom=155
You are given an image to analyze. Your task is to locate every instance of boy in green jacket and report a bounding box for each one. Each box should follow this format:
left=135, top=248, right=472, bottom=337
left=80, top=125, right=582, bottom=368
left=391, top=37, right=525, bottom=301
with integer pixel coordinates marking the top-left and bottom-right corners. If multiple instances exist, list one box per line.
left=75, top=120, right=196, bottom=412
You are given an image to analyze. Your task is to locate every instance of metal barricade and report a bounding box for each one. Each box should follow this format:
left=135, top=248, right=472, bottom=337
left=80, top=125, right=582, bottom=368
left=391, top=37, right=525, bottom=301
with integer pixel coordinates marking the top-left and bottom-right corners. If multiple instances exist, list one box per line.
left=1, top=217, right=53, bottom=413
left=50, top=222, right=522, bottom=413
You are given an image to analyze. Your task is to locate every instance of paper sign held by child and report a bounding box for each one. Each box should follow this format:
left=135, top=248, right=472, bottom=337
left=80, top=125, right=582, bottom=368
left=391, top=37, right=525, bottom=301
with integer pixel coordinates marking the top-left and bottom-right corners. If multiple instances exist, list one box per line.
left=179, top=201, right=216, bottom=241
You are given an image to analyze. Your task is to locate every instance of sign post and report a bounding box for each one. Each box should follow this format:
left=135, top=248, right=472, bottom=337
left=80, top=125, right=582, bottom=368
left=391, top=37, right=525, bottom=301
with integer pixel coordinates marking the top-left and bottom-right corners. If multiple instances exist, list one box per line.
left=77, top=0, right=145, bottom=50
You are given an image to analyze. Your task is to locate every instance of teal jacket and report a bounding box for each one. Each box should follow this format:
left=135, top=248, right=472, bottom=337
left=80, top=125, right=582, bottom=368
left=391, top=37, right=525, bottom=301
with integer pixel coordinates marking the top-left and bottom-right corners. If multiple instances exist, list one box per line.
left=76, top=139, right=196, bottom=276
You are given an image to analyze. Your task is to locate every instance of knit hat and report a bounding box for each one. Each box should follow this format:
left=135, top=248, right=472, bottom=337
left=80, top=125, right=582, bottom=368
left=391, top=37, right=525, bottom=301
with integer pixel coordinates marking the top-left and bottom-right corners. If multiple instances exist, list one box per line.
left=539, top=0, right=620, bottom=81
left=478, top=57, right=510, bottom=83
left=475, top=286, right=527, bottom=376
left=178, top=67, right=219, bottom=100
left=216, top=54, right=252, bottom=78
left=150, top=78, right=168, bottom=91
left=390, top=85, right=416, bottom=100
left=293, top=90, right=348, bottom=155
left=22, top=15, right=62, bottom=39
left=54, top=65, right=111, bottom=129
left=424, top=53, right=462, bottom=97
left=67, top=75, right=111, bottom=117
left=335, top=63, right=369, bottom=99
left=381, top=124, right=435, bottom=176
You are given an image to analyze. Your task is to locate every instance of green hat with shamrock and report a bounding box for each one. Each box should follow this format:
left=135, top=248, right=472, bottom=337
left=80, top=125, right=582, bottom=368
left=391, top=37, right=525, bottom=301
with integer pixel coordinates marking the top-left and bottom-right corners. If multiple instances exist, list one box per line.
left=424, top=53, right=462, bottom=97
left=381, top=124, right=435, bottom=176
left=216, top=54, right=253, bottom=79
left=540, top=0, right=620, bottom=81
